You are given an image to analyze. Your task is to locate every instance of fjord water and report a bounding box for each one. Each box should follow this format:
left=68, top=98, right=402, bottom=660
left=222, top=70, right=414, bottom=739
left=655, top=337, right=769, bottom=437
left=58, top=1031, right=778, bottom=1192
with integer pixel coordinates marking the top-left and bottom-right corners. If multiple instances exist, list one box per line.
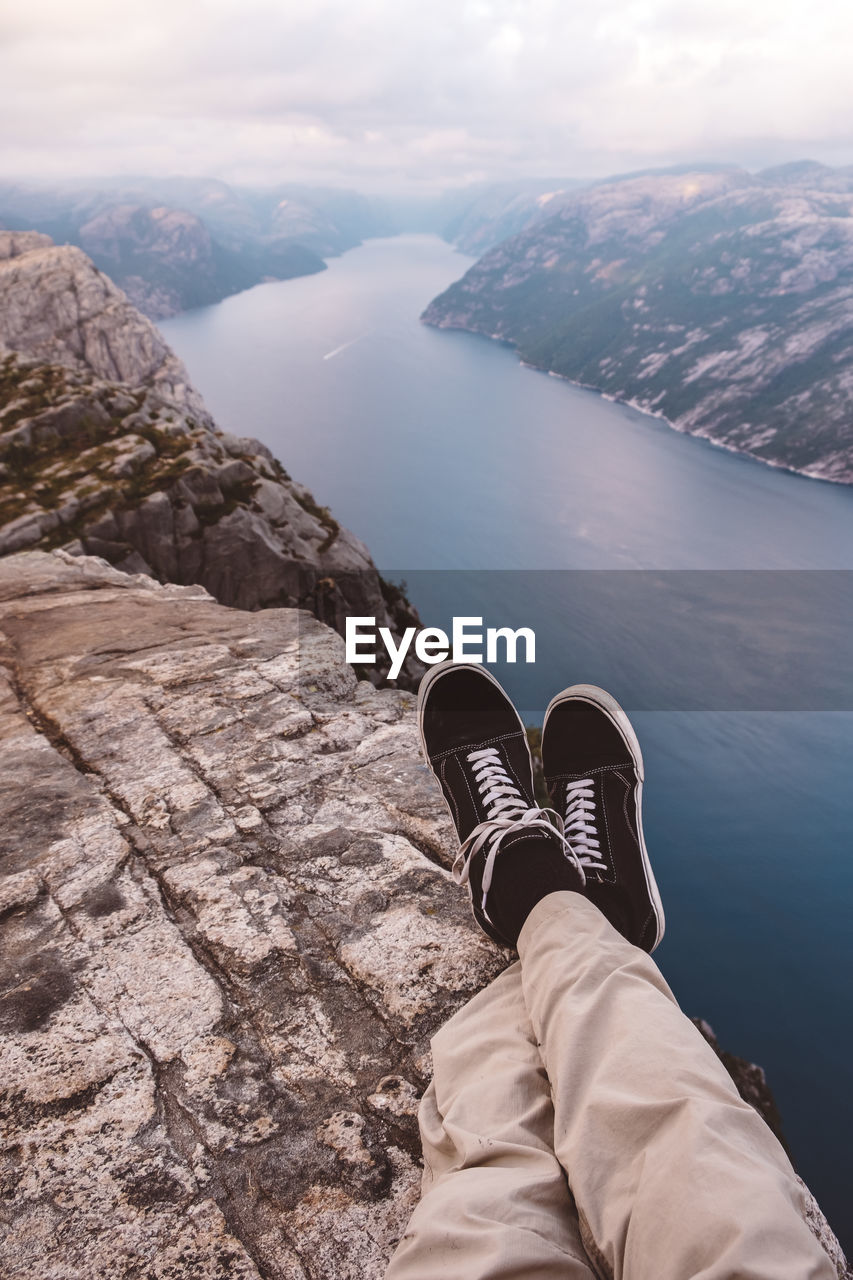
left=162, top=234, right=853, bottom=1246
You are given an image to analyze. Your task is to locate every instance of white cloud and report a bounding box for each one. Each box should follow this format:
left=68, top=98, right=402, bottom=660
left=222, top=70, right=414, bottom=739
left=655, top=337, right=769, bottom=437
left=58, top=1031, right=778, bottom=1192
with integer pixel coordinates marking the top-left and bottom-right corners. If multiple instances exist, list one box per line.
left=1, top=0, right=853, bottom=189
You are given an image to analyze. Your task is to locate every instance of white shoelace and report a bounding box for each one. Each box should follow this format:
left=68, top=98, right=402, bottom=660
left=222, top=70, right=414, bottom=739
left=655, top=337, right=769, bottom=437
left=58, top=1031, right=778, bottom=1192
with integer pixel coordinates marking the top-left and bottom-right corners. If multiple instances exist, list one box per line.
left=452, top=746, right=586, bottom=911
left=563, top=778, right=608, bottom=874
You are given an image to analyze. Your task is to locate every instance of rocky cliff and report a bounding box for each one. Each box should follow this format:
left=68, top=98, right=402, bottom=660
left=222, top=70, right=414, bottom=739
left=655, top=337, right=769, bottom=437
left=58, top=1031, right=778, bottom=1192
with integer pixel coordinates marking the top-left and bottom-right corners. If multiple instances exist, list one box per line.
left=0, top=231, right=204, bottom=408
left=0, top=231, right=419, bottom=684
left=423, top=164, right=853, bottom=483
left=0, top=550, right=848, bottom=1278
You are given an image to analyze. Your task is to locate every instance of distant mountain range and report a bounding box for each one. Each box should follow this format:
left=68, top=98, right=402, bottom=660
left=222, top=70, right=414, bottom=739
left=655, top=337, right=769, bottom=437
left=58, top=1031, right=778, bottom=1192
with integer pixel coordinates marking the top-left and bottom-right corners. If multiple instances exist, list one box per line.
left=0, top=175, right=585, bottom=320
left=0, top=178, right=395, bottom=319
left=423, top=161, right=853, bottom=483
left=435, top=178, right=587, bottom=255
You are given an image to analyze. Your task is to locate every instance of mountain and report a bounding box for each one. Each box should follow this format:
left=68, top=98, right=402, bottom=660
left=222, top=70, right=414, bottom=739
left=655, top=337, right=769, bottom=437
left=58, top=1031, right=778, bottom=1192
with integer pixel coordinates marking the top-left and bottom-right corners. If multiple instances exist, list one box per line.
left=0, top=179, right=393, bottom=319
left=75, top=202, right=325, bottom=318
left=0, top=230, right=419, bottom=683
left=439, top=178, right=587, bottom=255
left=116, top=177, right=395, bottom=258
left=756, top=160, right=853, bottom=191
left=422, top=164, right=853, bottom=484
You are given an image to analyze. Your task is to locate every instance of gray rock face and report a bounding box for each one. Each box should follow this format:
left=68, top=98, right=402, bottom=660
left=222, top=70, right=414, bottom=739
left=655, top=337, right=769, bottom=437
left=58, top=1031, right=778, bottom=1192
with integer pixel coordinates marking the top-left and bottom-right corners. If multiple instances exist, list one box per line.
left=0, top=234, right=421, bottom=685
left=0, top=349, right=371, bottom=586
left=0, top=230, right=54, bottom=260
left=0, top=550, right=848, bottom=1278
left=0, top=231, right=204, bottom=410
left=0, top=549, right=503, bottom=1278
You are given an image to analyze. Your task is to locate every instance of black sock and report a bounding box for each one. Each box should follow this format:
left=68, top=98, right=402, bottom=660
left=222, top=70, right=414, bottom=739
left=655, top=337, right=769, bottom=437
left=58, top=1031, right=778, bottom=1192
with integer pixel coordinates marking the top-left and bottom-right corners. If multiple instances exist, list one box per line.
left=483, top=834, right=585, bottom=947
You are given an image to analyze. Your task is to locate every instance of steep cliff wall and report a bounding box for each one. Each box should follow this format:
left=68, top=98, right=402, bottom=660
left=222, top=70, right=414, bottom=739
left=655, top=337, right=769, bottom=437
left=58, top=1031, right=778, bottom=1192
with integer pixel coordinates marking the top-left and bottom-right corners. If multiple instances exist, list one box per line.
left=0, top=230, right=205, bottom=408
left=0, top=232, right=419, bottom=684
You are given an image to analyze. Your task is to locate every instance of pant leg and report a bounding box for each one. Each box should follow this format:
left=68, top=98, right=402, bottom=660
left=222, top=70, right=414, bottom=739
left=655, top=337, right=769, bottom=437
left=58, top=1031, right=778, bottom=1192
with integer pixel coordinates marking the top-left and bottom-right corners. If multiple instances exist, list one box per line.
left=518, top=891, right=836, bottom=1280
left=385, top=961, right=596, bottom=1280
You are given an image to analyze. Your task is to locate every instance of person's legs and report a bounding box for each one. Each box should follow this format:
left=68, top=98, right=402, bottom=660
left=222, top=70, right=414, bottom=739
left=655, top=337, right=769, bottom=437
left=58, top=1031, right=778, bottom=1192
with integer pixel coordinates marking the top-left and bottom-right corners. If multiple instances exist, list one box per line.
left=385, top=960, right=595, bottom=1280
left=518, top=891, right=834, bottom=1280
left=401, top=665, right=834, bottom=1280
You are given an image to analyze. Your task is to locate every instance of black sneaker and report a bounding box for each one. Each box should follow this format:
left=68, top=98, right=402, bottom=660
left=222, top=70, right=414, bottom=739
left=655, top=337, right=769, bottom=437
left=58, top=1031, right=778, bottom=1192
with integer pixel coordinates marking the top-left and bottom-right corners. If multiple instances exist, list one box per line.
left=542, top=684, right=665, bottom=952
left=418, top=661, right=585, bottom=949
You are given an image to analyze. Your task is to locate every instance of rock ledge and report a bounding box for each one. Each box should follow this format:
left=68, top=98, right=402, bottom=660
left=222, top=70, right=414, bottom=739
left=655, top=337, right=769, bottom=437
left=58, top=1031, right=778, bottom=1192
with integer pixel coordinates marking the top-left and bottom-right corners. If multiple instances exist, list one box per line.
left=0, top=552, right=848, bottom=1277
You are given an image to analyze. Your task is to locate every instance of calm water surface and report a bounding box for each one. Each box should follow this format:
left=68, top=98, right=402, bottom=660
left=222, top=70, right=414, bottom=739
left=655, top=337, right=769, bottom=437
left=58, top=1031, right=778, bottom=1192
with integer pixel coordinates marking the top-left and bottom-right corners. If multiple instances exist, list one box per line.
left=162, top=235, right=853, bottom=1247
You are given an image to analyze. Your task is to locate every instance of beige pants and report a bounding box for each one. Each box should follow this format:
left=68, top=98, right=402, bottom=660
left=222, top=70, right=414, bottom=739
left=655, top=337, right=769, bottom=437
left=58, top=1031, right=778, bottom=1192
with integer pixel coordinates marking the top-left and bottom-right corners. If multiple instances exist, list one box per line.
left=386, top=892, right=834, bottom=1280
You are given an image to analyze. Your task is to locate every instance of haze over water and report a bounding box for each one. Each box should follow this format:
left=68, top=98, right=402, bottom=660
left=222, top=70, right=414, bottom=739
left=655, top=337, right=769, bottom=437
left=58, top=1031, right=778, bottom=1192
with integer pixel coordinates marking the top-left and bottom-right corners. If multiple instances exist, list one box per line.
left=162, top=234, right=853, bottom=1247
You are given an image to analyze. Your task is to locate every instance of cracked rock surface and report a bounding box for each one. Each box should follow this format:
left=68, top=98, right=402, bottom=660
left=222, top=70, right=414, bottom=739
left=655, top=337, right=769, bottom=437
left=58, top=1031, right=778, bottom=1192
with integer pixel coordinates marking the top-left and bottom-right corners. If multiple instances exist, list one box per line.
left=0, top=550, right=848, bottom=1278
left=0, top=550, right=503, bottom=1279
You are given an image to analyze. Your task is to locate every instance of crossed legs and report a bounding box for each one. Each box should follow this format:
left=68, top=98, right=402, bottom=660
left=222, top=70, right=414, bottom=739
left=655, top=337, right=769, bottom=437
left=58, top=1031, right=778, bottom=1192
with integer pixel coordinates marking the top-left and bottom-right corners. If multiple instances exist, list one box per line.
left=387, top=892, right=833, bottom=1280
left=391, top=665, right=834, bottom=1279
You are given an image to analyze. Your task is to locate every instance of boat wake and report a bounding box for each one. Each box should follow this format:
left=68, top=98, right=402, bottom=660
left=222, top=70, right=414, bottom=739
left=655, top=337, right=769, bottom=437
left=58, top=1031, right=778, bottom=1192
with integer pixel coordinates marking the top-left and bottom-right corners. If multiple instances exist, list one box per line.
left=323, top=333, right=369, bottom=361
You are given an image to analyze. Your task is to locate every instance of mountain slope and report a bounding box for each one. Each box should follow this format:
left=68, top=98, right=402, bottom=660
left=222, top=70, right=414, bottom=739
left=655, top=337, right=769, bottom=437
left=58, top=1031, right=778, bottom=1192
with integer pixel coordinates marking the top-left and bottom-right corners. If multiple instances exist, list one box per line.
left=439, top=178, right=586, bottom=254
left=423, top=166, right=853, bottom=483
left=75, top=202, right=325, bottom=318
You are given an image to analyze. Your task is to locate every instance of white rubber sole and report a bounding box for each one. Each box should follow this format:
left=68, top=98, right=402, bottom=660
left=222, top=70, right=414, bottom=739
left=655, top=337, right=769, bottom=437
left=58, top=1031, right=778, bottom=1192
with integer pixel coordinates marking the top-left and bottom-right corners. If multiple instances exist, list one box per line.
left=543, top=684, right=665, bottom=950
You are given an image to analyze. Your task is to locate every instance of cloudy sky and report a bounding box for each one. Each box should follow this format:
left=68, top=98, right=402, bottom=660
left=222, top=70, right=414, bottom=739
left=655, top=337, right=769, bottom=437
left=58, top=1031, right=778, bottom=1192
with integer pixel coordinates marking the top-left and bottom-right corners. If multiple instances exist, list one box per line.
left=3, top=0, right=853, bottom=191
